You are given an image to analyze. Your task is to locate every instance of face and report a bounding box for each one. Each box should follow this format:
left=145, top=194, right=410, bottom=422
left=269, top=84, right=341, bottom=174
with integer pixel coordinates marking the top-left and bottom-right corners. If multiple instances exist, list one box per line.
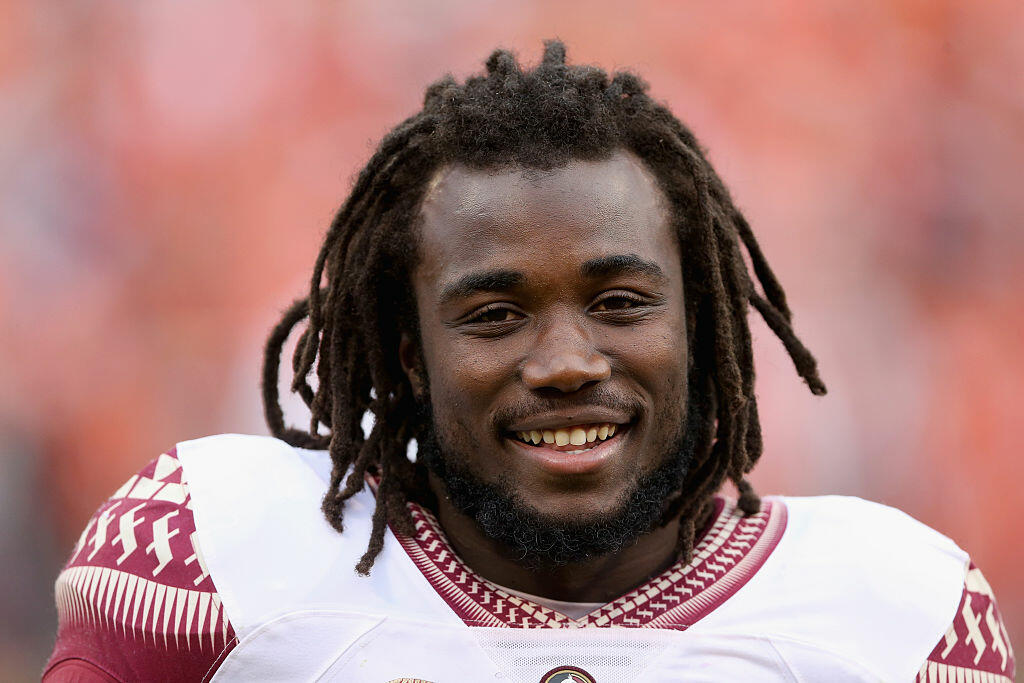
left=403, top=150, right=689, bottom=532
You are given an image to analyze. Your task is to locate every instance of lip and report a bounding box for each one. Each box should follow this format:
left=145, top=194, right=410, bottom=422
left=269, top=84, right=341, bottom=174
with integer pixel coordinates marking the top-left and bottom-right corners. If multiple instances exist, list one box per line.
left=505, top=408, right=632, bottom=432
left=504, top=424, right=630, bottom=476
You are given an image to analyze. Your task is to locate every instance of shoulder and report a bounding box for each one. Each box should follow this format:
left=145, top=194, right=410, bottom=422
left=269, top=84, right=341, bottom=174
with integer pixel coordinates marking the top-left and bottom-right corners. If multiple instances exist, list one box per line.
left=748, top=495, right=1015, bottom=681
left=778, top=495, right=970, bottom=614
left=45, top=445, right=238, bottom=682
left=782, top=494, right=963, bottom=548
left=174, top=435, right=415, bottom=637
left=173, top=433, right=335, bottom=515
left=779, top=495, right=969, bottom=587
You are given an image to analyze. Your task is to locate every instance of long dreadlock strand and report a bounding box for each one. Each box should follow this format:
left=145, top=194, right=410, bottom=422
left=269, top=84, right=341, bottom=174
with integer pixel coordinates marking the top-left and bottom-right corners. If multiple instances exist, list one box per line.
left=731, top=211, right=793, bottom=322
left=320, top=156, right=442, bottom=543
left=665, top=140, right=762, bottom=515
left=290, top=327, right=318, bottom=416
left=749, top=292, right=826, bottom=395
left=262, top=296, right=330, bottom=450
left=355, top=449, right=393, bottom=575
left=677, top=515, right=697, bottom=565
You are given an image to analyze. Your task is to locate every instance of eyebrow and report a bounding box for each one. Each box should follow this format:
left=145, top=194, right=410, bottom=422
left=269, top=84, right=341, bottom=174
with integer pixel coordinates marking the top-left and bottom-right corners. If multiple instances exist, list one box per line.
left=580, top=253, right=667, bottom=282
left=439, top=269, right=525, bottom=304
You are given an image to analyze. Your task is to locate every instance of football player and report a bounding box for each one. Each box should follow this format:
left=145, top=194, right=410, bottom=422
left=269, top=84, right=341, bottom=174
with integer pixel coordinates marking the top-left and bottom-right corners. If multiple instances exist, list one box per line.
left=45, top=42, right=1013, bottom=682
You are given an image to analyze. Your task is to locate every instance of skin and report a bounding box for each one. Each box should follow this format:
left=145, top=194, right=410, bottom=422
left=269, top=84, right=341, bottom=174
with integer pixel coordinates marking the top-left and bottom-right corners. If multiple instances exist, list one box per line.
left=399, top=150, right=690, bottom=602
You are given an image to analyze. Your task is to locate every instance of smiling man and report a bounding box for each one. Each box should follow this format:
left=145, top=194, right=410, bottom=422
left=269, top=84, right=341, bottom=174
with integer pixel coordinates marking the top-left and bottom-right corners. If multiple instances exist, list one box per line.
left=407, top=155, right=695, bottom=601
left=46, top=43, right=1013, bottom=682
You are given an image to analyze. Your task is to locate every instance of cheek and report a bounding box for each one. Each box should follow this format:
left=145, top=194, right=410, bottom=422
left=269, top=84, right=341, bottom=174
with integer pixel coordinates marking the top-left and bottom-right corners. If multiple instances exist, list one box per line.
left=606, top=319, right=687, bottom=386
left=648, top=356, right=690, bottom=428
left=427, top=337, right=520, bottom=398
left=425, top=382, right=476, bottom=464
left=422, top=341, right=516, bottom=439
left=602, top=320, right=689, bottom=439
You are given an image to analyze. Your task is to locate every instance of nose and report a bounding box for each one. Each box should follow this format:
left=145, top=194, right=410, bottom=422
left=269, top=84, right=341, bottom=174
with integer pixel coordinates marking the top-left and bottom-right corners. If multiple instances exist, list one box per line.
left=521, top=319, right=612, bottom=393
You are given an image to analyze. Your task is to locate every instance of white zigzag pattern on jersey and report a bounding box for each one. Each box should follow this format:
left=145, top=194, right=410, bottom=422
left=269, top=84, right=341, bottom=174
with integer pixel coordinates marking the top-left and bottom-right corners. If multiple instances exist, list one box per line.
left=85, top=503, right=120, bottom=562
left=916, top=661, right=1012, bottom=683
left=152, top=452, right=181, bottom=481
left=967, top=567, right=1014, bottom=670
left=915, top=565, right=1015, bottom=681
left=55, top=565, right=228, bottom=652
left=147, top=510, right=181, bottom=576
left=113, top=503, right=146, bottom=565
left=67, top=452, right=212, bottom=586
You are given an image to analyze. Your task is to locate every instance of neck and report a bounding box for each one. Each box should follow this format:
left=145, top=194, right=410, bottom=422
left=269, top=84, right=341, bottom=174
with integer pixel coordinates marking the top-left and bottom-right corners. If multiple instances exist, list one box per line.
left=427, top=478, right=685, bottom=603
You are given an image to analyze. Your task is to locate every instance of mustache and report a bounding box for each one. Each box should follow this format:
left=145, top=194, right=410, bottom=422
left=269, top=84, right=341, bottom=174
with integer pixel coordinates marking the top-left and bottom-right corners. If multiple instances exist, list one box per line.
left=490, top=391, right=645, bottom=431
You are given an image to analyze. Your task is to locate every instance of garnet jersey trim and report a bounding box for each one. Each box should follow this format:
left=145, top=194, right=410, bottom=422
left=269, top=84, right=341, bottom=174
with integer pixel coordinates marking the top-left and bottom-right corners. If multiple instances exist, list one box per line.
left=914, top=562, right=1016, bottom=682
left=44, top=448, right=237, bottom=682
left=394, top=496, right=787, bottom=629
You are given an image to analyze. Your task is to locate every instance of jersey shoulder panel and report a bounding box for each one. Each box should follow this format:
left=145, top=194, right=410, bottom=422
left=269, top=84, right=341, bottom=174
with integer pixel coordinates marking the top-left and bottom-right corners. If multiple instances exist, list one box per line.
left=695, top=495, right=970, bottom=682
left=914, top=561, right=1015, bottom=682
left=784, top=494, right=966, bottom=553
left=175, top=434, right=460, bottom=639
left=45, top=447, right=237, bottom=682
left=787, top=496, right=970, bottom=679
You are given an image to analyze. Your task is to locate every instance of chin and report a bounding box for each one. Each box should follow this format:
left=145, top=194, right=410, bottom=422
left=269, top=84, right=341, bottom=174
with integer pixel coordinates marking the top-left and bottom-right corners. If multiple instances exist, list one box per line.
left=423, top=436, right=692, bottom=568
left=513, top=485, right=636, bottom=525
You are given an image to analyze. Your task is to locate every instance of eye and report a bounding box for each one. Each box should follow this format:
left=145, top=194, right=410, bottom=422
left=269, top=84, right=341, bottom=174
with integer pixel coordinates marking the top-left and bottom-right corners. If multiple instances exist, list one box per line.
left=591, top=294, right=643, bottom=312
left=466, top=305, right=524, bottom=324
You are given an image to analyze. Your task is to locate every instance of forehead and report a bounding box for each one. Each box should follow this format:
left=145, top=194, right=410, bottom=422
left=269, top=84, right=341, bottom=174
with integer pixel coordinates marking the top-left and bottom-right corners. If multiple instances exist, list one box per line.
left=415, top=151, right=677, bottom=288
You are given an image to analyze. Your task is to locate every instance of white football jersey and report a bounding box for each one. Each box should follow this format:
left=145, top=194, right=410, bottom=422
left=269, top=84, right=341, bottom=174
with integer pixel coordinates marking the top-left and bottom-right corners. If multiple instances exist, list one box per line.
left=51, top=433, right=1012, bottom=683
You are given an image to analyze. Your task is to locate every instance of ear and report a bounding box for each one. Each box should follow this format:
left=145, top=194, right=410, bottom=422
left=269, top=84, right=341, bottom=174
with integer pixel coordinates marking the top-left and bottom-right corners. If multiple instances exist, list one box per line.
left=399, top=332, right=427, bottom=400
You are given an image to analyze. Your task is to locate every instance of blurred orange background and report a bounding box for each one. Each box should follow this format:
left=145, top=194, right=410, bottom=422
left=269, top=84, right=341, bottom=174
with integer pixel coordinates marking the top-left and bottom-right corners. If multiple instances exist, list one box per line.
left=2, top=1, right=1022, bottom=679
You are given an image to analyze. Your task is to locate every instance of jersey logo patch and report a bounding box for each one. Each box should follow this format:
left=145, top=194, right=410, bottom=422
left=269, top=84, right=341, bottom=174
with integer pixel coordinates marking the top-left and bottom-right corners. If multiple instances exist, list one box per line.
left=540, top=665, right=596, bottom=683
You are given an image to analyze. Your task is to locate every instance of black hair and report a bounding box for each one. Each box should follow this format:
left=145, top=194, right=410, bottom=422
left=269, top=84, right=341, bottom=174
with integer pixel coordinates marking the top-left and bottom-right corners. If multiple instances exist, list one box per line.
left=262, top=41, right=825, bottom=574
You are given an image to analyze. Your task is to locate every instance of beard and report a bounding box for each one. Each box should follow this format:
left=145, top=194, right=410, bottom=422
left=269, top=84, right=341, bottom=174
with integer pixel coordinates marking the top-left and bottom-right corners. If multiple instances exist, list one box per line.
left=414, top=395, right=700, bottom=570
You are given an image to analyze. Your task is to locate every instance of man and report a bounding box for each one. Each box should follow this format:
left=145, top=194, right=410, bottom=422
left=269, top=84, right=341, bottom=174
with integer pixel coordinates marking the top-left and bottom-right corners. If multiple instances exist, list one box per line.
left=46, top=42, right=1013, bottom=682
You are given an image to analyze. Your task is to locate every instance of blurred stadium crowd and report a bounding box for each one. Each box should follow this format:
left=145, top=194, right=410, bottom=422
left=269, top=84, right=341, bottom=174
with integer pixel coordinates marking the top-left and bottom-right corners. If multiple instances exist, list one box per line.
left=1, top=1, right=1021, bottom=678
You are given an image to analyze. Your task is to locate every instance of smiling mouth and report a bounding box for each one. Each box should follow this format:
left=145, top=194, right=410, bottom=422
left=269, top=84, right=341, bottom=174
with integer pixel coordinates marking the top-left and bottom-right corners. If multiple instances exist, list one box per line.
left=506, top=422, right=627, bottom=453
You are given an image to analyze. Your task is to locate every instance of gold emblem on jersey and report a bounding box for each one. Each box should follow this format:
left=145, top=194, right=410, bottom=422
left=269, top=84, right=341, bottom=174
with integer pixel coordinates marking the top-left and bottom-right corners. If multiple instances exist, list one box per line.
left=539, top=666, right=597, bottom=683
left=385, top=679, right=435, bottom=683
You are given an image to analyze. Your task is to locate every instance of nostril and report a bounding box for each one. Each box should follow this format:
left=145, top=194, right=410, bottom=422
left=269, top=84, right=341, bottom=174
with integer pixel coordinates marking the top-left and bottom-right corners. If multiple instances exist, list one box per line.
left=526, top=376, right=606, bottom=395
left=521, top=353, right=612, bottom=393
left=575, top=378, right=603, bottom=393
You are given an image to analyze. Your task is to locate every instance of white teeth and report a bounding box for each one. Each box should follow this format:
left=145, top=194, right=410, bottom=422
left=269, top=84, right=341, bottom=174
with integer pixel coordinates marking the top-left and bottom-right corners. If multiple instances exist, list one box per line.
left=514, top=423, right=622, bottom=446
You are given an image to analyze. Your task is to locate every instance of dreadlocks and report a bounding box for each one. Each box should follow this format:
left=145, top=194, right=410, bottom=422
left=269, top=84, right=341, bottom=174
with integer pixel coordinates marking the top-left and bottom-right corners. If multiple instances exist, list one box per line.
left=261, top=41, right=826, bottom=575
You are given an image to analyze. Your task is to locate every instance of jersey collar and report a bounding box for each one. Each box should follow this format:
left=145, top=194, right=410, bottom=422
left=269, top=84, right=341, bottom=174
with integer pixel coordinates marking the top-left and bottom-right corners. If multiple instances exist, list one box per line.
left=392, top=495, right=787, bottom=630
